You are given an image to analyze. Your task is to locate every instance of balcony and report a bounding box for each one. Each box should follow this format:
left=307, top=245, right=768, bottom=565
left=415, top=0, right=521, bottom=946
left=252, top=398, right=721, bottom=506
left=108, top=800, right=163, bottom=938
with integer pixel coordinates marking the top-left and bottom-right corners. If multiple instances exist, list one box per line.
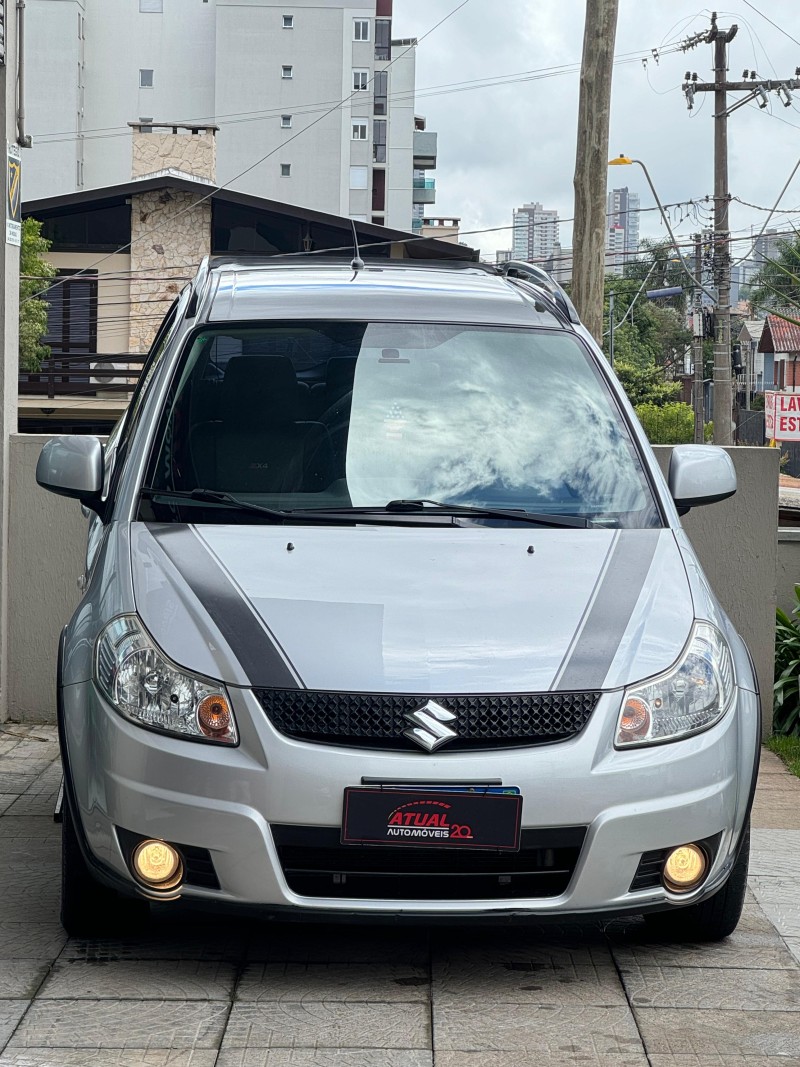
left=413, top=129, right=437, bottom=170
left=412, top=177, right=436, bottom=205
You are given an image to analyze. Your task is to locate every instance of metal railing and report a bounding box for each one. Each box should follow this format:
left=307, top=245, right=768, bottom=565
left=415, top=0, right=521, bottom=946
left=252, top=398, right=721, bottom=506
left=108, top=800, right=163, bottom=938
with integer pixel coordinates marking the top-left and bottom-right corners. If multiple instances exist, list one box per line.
left=19, top=353, right=147, bottom=399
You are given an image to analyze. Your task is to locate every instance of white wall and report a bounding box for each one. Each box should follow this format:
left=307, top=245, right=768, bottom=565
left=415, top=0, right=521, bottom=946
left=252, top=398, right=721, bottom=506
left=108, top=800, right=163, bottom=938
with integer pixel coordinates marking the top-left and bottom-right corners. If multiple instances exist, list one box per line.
left=25, top=0, right=84, bottom=200
left=385, top=44, right=414, bottom=231
left=6, top=435, right=94, bottom=722
left=25, top=0, right=416, bottom=231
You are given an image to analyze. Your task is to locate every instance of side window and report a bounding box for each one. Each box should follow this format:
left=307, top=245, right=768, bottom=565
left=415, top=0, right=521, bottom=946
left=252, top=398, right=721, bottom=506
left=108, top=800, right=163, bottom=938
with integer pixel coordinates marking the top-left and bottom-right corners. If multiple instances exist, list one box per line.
left=102, top=288, right=189, bottom=503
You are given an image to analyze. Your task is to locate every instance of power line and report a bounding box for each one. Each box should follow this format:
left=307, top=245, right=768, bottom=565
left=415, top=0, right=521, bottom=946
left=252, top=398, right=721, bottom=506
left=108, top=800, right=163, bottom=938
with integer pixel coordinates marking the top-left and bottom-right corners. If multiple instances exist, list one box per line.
left=741, top=0, right=800, bottom=49
left=30, top=42, right=687, bottom=146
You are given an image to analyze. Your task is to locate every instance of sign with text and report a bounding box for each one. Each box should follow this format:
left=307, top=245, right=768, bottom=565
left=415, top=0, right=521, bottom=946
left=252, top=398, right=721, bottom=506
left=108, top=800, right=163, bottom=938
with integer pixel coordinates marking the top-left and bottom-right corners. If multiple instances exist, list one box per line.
left=765, top=392, right=800, bottom=441
left=6, top=142, right=20, bottom=246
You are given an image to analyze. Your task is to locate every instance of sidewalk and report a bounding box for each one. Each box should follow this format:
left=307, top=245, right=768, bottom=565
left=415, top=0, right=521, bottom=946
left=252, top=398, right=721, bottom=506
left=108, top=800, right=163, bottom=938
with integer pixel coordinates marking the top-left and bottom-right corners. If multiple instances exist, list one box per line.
left=0, top=724, right=798, bottom=1064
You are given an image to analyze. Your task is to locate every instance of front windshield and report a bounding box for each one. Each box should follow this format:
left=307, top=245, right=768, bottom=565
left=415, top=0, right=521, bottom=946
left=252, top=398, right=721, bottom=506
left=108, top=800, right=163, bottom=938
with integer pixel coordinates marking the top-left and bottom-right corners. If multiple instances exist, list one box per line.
left=142, top=321, right=660, bottom=527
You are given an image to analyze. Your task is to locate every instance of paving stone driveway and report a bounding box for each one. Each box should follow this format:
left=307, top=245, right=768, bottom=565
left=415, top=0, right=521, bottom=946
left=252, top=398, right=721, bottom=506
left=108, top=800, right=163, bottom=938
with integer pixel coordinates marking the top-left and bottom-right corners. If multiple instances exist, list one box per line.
left=0, top=723, right=799, bottom=1066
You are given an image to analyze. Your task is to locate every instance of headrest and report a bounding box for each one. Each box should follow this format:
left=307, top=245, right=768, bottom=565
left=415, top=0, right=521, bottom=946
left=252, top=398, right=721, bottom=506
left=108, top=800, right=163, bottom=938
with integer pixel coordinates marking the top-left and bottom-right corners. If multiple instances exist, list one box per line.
left=325, top=356, right=357, bottom=401
left=221, top=355, right=300, bottom=425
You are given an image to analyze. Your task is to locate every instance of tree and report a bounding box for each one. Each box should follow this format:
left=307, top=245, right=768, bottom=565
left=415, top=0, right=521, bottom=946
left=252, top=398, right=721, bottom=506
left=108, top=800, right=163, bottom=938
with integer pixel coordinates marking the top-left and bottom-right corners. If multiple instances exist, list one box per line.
left=749, top=230, right=800, bottom=311
left=600, top=243, right=692, bottom=406
left=19, top=218, right=56, bottom=372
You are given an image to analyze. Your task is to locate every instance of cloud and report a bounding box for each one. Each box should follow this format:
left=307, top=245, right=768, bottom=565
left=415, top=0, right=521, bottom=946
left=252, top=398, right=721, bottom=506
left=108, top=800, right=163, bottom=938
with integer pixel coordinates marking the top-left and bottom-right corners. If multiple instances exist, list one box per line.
left=394, top=0, right=800, bottom=261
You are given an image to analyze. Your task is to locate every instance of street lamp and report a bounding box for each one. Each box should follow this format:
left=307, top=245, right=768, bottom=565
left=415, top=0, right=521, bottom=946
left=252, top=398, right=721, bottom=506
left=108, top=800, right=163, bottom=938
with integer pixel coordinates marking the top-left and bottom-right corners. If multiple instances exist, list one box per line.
left=607, top=155, right=714, bottom=300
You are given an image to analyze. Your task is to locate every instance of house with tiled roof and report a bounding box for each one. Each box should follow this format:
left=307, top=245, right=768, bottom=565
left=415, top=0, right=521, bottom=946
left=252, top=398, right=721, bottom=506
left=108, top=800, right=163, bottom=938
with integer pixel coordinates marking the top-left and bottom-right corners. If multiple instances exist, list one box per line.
left=759, top=313, right=800, bottom=392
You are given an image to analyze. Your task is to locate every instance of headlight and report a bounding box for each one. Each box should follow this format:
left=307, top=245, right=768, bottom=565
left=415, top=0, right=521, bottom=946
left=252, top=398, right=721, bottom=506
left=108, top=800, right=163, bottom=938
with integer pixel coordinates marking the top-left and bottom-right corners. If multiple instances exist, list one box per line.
left=95, top=616, right=237, bottom=744
left=615, top=622, right=734, bottom=748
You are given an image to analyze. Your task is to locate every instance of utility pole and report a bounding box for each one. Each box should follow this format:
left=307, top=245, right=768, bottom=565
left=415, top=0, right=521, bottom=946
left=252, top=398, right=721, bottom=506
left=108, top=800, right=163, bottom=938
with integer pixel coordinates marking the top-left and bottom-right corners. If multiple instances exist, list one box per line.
left=692, top=234, right=705, bottom=444
left=572, top=0, right=619, bottom=344
left=0, top=0, right=21, bottom=723
left=682, top=11, right=800, bottom=445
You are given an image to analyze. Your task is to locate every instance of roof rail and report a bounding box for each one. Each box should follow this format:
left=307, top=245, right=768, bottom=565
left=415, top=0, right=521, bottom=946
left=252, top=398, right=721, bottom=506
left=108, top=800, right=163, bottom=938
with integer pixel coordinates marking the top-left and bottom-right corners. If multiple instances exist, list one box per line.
left=497, top=260, right=581, bottom=325
left=185, top=255, right=211, bottom=319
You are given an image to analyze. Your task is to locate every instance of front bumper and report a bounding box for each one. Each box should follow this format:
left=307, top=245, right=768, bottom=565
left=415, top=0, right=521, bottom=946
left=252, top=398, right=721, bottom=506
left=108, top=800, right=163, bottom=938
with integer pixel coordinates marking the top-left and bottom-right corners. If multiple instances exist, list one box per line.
left=61, top=681, right=759, bottom=918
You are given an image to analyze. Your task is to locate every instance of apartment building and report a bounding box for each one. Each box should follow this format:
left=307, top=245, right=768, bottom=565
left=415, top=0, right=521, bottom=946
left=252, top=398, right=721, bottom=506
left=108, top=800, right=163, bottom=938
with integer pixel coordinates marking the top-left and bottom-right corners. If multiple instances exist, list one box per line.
left=24, top=0, right=437, bottom=231
left=511, top=202, right=559, bottom=262
left=606, top=186, right=640, bottom=275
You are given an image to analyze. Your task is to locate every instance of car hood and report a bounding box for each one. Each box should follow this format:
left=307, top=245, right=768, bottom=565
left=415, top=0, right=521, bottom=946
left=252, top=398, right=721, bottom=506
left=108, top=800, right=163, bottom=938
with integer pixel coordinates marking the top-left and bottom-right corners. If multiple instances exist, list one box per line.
left=131, top=522, right=694, bottom=694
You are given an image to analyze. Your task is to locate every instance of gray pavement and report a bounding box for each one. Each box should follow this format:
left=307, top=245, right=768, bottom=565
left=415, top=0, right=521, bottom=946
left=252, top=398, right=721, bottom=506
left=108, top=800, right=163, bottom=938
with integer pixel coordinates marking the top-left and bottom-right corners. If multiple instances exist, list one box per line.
left=0, top=723, right=799, bottom=1065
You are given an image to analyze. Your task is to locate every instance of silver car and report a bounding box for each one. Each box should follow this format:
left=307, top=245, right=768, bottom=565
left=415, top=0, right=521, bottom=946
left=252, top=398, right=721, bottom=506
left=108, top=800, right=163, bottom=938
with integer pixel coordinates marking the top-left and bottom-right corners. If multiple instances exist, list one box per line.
left=38, top=257, right=759, bottom=941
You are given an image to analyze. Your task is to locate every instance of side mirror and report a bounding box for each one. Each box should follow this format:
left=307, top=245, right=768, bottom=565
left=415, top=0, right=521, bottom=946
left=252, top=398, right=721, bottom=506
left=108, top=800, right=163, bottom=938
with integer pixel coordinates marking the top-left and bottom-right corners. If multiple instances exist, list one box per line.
left=668, top=445, right=736, bottom=512
left=36, top=436, right=104, bottom=512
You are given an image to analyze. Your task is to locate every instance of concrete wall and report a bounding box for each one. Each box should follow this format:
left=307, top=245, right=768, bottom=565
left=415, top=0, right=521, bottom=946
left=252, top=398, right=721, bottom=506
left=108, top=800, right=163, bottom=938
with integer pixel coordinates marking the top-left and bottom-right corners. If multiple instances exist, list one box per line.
left=6, top=435, right=92, bottom=722
left=654, top=446, right=779, bottom=728
left=4, top=438, right=781, bottom=725
left=777, top=530, right=800, bottom=617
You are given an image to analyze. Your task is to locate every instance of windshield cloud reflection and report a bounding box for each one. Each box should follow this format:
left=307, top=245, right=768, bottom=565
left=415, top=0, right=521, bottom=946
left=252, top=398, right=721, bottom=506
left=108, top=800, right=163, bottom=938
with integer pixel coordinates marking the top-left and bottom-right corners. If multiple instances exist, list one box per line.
left=346, top=327, right=649, bottom=517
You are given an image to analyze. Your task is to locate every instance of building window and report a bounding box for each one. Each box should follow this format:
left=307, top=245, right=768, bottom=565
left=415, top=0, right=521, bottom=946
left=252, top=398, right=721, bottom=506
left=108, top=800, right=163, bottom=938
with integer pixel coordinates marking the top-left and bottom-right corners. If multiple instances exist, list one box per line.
left=352, top=121, right=368, bottom=140
left=375, top=19, right=391, bottom=60
left=139, top=68, right=154, bottom=88
left=280, top=163, right=291, bottom=177
left=139, top=115, right=153, bottom=134
left=139, top=0, right=163, bottom=11
left=281, top=114, right=292, bottom=128
left=354, top=19, right=369, bottom=41
left=349, top=165, right=368, bottom=190
left=372, top=117, right=386, bottom=162
left=283, top=14, right=294, bottom=28
left=282, top=65, right=293, bottom=79
left=353, top=69, right=369, bottom=91
left=373, top=70, right=388, bottom=114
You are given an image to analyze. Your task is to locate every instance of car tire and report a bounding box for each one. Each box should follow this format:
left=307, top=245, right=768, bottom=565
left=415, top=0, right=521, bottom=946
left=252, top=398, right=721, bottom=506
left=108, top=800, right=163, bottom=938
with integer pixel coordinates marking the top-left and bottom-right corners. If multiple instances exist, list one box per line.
left=61, top=792, right=149, bottom=937
left=643, top=825, right=750, bottom=943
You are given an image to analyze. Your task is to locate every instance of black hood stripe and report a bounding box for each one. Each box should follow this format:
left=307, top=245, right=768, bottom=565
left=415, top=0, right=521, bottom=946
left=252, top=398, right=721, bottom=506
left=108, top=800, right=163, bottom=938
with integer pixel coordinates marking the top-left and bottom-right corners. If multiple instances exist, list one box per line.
left=553, top=529, right=661, bottom=691
left=146, top=524, right=303, bottom=689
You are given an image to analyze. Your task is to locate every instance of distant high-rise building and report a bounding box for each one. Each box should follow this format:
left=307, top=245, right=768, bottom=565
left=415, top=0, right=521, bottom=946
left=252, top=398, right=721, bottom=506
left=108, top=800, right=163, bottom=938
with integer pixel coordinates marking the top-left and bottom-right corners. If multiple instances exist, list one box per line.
left=512, top=202, right=559, bottom=262
left=606, top=187, right=640, bottom=275
left=753, top=228, right=784, bottom=267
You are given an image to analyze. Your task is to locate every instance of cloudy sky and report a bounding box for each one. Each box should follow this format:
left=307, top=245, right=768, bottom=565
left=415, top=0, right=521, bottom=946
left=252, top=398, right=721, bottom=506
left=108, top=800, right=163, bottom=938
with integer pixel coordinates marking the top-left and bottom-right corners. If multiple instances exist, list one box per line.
left=393, top=0, right=800, bottom=261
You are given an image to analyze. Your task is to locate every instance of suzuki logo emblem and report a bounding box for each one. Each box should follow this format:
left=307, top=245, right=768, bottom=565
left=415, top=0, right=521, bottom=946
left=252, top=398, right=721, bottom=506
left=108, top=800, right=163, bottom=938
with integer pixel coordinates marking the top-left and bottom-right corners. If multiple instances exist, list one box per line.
left=403, top=700, right=458, bottom=752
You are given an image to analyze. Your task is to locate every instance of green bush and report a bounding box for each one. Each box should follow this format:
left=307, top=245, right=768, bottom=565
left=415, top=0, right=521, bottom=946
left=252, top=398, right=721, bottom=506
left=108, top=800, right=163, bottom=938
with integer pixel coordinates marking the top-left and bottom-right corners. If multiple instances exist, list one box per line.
left=774, top=584, right=800, bottom=736
left=634, top=401, right=712, bottom=444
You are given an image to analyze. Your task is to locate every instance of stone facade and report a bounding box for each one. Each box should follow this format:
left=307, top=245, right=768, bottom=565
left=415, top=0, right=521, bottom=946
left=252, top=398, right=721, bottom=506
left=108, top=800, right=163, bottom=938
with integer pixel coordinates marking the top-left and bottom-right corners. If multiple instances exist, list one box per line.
left=132, top=127, right=217, bottom=182
left=128, top=189, right=211, bottom=352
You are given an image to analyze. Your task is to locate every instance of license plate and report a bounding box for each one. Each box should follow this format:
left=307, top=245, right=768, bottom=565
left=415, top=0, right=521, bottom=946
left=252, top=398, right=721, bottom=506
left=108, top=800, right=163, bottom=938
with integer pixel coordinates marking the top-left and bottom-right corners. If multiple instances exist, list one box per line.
left=342, top=787, right=523, bottom=850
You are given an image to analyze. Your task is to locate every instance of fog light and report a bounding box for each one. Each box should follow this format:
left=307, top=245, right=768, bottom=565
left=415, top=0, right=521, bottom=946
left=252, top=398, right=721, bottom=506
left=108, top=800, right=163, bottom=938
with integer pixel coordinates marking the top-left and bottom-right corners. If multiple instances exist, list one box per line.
left=132, top=839, right=183, bottom=890
left=663, top=843, right=707, bottom=893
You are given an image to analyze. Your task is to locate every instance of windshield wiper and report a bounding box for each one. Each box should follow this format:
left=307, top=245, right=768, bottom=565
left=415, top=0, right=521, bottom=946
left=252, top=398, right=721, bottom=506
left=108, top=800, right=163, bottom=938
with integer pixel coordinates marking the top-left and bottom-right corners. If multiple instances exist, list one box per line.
left=294, top=499, right=593, bottom=528
left=139, top=487, right=290, bottom=523
left=386, top=500, right=593, bottom=528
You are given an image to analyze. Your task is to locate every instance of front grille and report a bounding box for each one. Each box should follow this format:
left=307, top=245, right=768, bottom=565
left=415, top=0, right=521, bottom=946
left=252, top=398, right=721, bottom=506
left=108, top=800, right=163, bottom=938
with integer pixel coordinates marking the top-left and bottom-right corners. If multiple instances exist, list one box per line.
left=272, top=824, right=587, bottom=900
left=255, top=689, right=600, bottom=750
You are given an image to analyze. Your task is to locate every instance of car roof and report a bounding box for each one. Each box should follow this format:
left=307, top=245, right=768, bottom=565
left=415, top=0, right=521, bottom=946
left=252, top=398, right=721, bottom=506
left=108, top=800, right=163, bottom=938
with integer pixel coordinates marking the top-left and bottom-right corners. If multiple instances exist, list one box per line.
left=202, top=258, right=566, bottom=329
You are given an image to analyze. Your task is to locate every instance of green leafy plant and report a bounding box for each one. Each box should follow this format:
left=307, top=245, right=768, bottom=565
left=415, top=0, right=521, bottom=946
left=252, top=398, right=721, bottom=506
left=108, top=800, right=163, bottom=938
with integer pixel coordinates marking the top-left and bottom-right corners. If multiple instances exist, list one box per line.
left=634, top=401, right=712, bottom=444
left=774, top=584, right=800, bottom=736
left=19, top=217, right=56, bottom=372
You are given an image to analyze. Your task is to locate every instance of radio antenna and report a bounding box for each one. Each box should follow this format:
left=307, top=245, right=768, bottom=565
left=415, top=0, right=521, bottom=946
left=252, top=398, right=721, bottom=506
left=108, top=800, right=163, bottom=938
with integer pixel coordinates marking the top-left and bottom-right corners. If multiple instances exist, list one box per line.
left=350, top=220, right=365, bottom=276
